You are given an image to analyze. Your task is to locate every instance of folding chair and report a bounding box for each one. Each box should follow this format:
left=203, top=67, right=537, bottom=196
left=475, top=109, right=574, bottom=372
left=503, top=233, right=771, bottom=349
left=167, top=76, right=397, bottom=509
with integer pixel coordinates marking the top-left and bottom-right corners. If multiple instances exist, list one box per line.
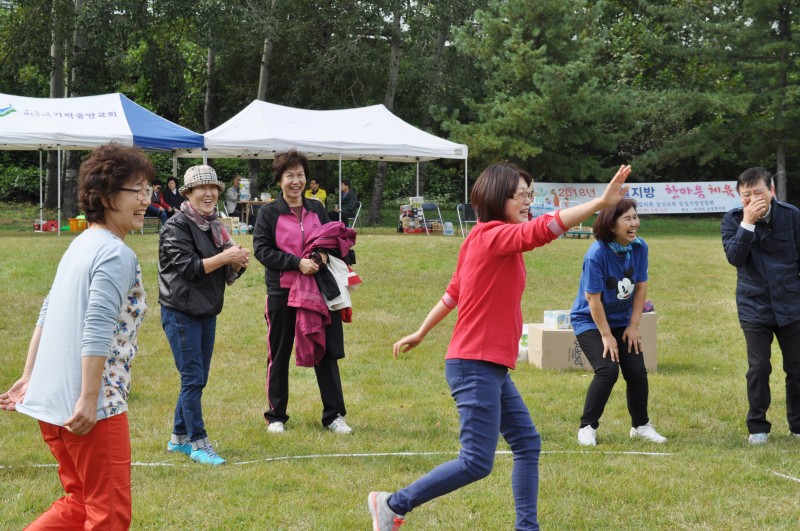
left=457, top=203, right=478, bottom=237
left=420, top=202, right=443, bottom=234
left=347, top=201, right=362, bottom=229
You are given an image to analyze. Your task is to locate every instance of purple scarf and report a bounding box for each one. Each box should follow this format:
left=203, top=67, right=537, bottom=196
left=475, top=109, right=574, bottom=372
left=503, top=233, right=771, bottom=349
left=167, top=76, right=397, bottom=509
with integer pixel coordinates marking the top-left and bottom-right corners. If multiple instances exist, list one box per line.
left=180, top=200, right=232, bottom=249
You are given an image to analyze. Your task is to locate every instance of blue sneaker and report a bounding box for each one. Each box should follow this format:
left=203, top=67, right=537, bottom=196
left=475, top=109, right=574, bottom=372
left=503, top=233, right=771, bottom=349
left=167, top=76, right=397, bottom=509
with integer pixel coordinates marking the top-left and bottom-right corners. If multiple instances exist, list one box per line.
left=748, top=433, right=768, bottom=445
left=190, top=445, right=226, bottom=466
left=167, top=441, right=192, bottom=456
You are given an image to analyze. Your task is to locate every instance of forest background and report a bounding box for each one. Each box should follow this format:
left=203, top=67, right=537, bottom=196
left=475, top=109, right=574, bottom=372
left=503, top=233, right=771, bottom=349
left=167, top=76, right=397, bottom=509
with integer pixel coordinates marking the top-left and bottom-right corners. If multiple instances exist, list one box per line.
left=0, top=0, right=799, bottom=224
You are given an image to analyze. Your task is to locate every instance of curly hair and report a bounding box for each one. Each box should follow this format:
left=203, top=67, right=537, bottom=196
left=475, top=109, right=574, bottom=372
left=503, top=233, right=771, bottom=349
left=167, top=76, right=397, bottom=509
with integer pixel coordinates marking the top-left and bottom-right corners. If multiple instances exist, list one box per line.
left=78, top=143, right=155, bottom=224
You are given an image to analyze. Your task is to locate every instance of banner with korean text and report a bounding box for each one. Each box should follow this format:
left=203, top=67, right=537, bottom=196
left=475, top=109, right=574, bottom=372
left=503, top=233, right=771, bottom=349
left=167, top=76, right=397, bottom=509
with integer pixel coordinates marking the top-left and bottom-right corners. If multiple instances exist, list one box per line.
left=531, top=182, right=740, bottom=214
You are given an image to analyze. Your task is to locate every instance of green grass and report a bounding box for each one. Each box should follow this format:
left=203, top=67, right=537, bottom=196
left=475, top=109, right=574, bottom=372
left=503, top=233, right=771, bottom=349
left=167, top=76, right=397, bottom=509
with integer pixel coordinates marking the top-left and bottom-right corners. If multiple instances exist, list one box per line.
left=1, top=216, right=799, bottom=530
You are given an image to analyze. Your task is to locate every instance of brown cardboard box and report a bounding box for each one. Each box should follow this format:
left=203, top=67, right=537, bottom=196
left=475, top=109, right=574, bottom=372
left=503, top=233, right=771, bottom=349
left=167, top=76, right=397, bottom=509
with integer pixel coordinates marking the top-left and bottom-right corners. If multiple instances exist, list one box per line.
left=527, top=312, right=657, bottom=372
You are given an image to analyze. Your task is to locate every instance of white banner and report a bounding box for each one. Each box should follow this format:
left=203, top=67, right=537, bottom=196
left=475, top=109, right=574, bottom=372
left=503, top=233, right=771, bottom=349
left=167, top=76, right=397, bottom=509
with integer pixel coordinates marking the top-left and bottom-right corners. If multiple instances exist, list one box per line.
left=531, top=181, right=740, bottom=215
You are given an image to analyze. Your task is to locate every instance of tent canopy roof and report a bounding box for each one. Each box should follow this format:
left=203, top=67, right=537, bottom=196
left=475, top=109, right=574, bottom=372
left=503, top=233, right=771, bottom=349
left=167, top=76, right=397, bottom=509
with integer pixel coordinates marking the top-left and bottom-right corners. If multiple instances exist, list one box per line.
left=0, top=92, right=204, bottom=151
left=177, top=101, right=467, bottom=162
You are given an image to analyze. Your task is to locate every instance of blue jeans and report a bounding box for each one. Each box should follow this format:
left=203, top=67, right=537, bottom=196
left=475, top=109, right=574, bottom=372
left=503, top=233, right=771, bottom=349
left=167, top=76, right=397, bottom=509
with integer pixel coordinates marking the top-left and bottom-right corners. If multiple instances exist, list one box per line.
left=146, top=205, right=167, bottom=225
left=390, top=359, right=541, bottom=530
left=161, top=306, right=217, bottom=443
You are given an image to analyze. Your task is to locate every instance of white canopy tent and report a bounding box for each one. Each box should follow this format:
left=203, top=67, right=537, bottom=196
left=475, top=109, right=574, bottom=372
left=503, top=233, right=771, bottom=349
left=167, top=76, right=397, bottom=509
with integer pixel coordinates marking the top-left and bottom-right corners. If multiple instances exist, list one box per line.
left=176, top=100, right=470, bottom=204
left=0, top=92, right=204, bottom=234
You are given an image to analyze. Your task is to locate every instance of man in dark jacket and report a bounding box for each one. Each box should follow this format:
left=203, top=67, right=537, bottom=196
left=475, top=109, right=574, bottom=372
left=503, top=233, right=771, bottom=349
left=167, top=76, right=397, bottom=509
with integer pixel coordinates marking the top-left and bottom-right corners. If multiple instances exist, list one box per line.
left=328, top=179, right=358, bottom=226
left=721, top=167, right=800, bottom=445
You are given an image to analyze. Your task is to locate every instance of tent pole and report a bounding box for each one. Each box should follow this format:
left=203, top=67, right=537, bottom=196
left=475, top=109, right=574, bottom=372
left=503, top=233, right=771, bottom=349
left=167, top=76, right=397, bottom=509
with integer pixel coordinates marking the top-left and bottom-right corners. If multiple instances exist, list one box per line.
left=416, top=161, right=419, bottom=197
left=172, top=151, right=178, bottom=178
left=39, top=150, right=43, bottom=227
left=338, top=155, right=343, bottom=222
left=57, top=146, right=62, bottom=236
left=203, top=151, right=208, bottom=165
left=465, top=158, right=470, bottom=204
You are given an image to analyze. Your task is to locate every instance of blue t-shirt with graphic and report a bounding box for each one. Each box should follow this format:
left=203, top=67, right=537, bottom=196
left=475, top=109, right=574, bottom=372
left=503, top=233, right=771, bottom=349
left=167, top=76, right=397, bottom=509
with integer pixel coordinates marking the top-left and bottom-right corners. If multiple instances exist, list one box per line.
left=570, top=238, right=648, bottom=335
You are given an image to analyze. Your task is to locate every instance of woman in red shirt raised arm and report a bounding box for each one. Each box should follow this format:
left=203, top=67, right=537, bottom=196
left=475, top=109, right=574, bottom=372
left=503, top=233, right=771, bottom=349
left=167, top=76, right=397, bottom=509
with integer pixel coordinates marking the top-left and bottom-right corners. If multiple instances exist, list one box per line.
left=367, top=162, right=631, bottom=531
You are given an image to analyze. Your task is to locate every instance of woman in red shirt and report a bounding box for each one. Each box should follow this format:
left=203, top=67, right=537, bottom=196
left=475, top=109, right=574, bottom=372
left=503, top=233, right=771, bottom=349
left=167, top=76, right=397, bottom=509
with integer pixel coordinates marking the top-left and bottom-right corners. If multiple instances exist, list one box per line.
left=368, top=162, right=631, bottom=531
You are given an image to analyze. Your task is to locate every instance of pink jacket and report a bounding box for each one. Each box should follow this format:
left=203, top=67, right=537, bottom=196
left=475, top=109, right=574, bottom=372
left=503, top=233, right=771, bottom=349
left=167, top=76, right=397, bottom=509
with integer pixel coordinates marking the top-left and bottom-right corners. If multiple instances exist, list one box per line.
left=288, top=222, right=357, bottom=366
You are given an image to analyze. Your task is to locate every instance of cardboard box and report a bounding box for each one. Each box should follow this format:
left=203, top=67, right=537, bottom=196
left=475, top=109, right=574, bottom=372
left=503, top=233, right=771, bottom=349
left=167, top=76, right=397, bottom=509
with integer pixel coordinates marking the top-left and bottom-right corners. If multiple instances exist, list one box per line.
left=528, top=312, right=657, bottom=372
left=543, top=310, right=571, bottom=329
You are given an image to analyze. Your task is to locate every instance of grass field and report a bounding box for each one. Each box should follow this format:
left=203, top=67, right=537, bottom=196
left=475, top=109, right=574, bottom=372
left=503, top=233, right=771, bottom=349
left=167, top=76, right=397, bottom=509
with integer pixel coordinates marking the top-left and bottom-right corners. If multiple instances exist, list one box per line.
left=1, top=215, right=798, bottom=530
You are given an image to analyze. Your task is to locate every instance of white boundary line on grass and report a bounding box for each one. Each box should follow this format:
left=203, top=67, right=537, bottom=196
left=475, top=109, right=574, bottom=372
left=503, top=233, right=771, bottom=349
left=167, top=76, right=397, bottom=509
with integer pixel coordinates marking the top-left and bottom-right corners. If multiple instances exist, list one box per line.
left=1, top=449, right=674, bottom=469
left=6, top=452, right=799, bottom=486
left=771, top=471, right=800, bottom=483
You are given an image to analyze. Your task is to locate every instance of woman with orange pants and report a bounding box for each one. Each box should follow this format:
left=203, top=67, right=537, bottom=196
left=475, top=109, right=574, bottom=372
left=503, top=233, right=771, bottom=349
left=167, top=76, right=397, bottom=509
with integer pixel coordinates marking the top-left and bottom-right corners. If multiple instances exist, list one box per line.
left=0, top=143, right=154, bottom=530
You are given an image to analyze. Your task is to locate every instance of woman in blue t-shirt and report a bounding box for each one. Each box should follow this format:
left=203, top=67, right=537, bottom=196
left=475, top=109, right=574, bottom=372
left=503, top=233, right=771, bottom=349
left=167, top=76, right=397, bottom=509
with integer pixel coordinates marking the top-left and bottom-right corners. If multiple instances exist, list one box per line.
left=570, top=198, right=666, bottom=446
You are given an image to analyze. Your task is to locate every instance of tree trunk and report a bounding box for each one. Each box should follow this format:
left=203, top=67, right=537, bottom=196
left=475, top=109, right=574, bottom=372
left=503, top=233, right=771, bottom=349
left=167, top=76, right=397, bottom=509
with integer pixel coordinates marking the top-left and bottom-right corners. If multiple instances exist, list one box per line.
left=774, top=4, right=790, bottom=202
left=46, top=0, right=67, bottom=209
left=776, top=142, right=787, bottom=202
left=248, top=30, right=275, bottom=197
left=416, top=16, right=450, bottom=198
left=204, top=46, right=215, bottom=132
left=62, top=0, right=84, bottom=219
left=367, top=5, right=403, bottom=225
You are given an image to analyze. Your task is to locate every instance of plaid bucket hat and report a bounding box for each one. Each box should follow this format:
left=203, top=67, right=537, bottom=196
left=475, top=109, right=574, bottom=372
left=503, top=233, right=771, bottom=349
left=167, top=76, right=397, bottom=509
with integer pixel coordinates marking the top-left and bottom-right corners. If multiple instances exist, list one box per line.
left=180, top=165, right=225, bottom=197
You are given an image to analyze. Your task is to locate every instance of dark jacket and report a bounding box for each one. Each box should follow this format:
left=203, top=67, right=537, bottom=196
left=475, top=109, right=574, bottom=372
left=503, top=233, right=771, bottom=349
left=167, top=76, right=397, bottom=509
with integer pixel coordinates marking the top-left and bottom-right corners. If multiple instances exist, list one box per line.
left=252, top=194, right=330, bottom=297
left=722, top=198, right=800, bottom=326
left=158, top=212, right=232, bottom=318
left=163, top=189, right=184, bottom=210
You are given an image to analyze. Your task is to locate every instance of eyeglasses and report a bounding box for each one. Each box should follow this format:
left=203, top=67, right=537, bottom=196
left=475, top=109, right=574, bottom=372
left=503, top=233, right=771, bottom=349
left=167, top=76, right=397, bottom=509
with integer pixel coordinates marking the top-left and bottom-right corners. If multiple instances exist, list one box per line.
left=120, top=186, right=152, bottom=200
left=510, top=190, right=534, bottom=202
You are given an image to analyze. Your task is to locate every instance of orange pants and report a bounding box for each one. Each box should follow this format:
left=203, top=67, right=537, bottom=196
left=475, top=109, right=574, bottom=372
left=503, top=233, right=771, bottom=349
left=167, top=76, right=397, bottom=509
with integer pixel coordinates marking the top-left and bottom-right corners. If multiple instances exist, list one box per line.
left=26, top=413, right=132, bottom=530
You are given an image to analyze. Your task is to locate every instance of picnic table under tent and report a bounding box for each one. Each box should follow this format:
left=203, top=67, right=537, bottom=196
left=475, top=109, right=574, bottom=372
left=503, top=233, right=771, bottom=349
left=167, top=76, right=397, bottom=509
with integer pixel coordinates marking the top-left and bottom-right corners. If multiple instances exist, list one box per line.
left=175, top=100, right=469, bottom=213
left=0, top=92, right=205, bottom=234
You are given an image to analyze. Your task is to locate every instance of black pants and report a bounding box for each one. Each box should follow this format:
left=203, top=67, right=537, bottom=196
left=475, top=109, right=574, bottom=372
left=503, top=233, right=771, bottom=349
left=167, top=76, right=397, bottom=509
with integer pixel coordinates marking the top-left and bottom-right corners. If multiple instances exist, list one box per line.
left=328, top=210, right=355, bottom=226
left=264, top=295, right=346, bottom=427
left=577, top=328, right=650, bottom=429
left=739, top=319, right=800, bottom=434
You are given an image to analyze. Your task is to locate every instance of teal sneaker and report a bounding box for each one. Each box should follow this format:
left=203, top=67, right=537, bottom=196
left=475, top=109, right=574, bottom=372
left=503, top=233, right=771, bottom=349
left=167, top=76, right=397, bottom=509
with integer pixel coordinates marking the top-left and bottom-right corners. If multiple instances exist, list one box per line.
left=167, top=441, right=192, bottom=456
left=190, top=445, right=226, bottom=466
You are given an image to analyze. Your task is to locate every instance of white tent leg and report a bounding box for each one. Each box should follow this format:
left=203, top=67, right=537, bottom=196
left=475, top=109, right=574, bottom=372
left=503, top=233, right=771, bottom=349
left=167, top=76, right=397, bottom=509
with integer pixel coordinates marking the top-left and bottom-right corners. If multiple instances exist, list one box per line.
left=39, top=150, right=43, bottom=227
left=337, top=155, right=343, bottom=223
left=57, top=146, right=62, bottom=236
left=464, top=158, right=469, bottom=204
left=416, top=161, right=419, bottom=197
left=172, top=151, right=178, bottom=178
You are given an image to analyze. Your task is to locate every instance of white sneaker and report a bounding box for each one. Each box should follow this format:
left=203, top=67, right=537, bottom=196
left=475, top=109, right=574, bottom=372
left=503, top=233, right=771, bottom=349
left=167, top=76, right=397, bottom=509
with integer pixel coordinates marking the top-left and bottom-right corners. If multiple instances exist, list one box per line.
left=327, top=415, right=353, bottom=434
left=791, top=431, right=800, bottom=439
left=577, top=425, right=597, bottom=446
left=367, top=491, right=405, bottom=531
left=748, top=432, right=768, bottom=445
left=267, top=421, right=285, bottom=433
left=630, top=423, right=667, bottom=443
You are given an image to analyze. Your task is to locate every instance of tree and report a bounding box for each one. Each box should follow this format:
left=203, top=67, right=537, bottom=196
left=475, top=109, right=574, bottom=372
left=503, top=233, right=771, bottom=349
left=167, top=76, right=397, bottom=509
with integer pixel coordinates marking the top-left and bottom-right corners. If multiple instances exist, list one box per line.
left=443, top=0, right=646, bottom=182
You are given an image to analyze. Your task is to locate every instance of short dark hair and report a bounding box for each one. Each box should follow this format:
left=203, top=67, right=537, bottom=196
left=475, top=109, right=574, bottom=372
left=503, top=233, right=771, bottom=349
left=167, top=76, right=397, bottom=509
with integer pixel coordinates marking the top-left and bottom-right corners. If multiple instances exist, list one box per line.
left=737, top=167, right=773, bottom=191
left=152, top=179, right=163, bottom=187
left=79, top=143, right=155, bottom=224
left=470, top=163, right=532, bottom=223
left=167, top=176, right=179, bottom=186
left=272, top=149, right=310, bottom=184
left=593, top=197, right=638, bottom=242
left=341, top=179, right=351, bottom=188
left=309, top=178, right=320, bottom=185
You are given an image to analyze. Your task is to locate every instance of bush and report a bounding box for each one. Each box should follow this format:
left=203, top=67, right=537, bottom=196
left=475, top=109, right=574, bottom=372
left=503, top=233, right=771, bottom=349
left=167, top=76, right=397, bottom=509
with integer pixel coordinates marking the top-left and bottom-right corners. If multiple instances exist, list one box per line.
left=0, top=165, right=40, bottom=202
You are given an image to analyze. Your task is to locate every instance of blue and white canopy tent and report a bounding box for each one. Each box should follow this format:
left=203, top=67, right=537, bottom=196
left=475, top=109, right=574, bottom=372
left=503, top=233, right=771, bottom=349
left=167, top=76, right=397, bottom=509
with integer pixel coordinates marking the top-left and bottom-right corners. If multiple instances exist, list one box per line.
left=0, top=92, right=204, bottom=234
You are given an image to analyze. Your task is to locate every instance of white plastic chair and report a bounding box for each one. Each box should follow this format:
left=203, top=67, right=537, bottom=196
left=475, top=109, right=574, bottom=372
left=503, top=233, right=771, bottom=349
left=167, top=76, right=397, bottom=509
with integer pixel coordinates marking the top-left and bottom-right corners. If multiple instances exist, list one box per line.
left=457, top=203, right=478, bottom=237
left=347, top=201, right=362, bottom=229
left=420, top=202, right=443, bottom=234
